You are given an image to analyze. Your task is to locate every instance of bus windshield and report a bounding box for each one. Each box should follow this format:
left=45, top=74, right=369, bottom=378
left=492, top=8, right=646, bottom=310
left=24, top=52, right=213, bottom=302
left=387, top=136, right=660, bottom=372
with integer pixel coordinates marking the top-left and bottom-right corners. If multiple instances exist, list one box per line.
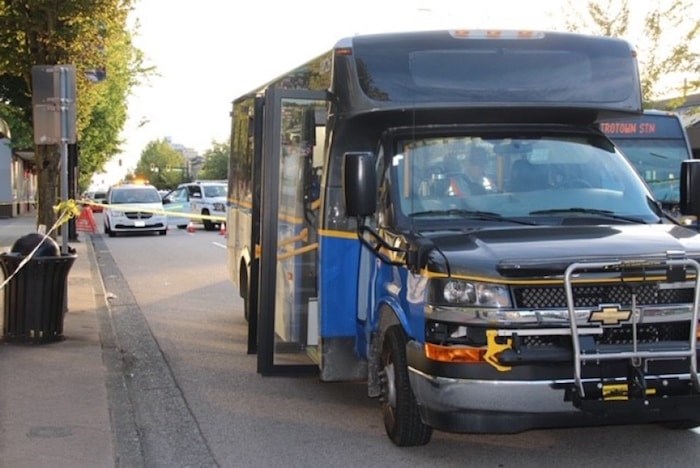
left=601, top=111, right=692, bottom=205
left=393, top=133, right=658, bottom=223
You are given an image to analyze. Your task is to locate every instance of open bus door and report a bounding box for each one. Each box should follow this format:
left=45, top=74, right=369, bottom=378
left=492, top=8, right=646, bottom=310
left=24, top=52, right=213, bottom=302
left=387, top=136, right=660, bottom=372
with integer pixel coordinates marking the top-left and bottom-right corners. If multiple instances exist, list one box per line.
left=256, top=88, right=328, bottom=376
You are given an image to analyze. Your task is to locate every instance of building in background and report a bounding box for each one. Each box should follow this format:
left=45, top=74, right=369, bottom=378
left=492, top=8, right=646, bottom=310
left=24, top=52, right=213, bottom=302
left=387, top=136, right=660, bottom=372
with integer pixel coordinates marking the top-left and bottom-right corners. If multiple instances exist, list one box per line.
left=0, top=118, right=36, bottom=218
left=165, top=137, right=204, bottom=180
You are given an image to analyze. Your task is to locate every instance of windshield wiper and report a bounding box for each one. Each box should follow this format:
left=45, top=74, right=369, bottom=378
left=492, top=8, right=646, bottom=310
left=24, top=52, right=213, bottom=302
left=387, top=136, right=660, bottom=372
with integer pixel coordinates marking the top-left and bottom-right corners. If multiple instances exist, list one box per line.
left=410, top=209, right=538, bottom=225
left=529, top=208, right=647, bottom=224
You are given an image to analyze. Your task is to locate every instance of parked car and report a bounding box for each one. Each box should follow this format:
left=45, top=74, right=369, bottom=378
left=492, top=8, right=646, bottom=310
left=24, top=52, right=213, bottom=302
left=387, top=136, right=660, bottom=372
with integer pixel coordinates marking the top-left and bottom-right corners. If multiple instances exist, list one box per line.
left=83, top=190, right=107, bottom=213
left=161, top=185, right=191, bottom=229
left=103, top=183, right=167, bottom=237
left=162, top=181, right=227, bottom=231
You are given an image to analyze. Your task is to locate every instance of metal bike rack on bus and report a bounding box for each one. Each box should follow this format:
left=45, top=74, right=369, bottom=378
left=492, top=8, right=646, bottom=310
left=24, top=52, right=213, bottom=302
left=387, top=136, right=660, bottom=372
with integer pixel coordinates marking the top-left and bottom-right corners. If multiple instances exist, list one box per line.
left=563, top=256, right=700, bottom=398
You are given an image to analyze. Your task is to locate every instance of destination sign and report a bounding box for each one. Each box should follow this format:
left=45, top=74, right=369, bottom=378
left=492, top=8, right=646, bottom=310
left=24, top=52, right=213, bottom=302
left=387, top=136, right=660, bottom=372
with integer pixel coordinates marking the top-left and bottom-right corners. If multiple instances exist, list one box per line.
left=601, top=114, right=685, bottom=139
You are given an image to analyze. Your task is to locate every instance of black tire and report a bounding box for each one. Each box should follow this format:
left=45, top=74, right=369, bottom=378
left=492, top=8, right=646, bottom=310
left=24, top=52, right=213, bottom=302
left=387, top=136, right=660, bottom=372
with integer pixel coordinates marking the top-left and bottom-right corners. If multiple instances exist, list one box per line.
left=240, top=266, right=250, bottom=322
left=160, top=229, right=167, bottom=236
left=380, top=326, right=432, bottom=446
left=243, top=293, right=250, bottom=322
left=177, top=224, right=187, bottom=230
left=202, top=210, right=213, bottom=231
left=105, top=223, right=116, bottom=237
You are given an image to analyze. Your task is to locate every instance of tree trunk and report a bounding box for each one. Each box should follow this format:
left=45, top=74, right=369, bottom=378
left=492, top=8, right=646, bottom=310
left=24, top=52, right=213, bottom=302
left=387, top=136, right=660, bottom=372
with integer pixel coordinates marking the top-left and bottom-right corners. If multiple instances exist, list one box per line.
left=36, top=144, right=60, bottom=235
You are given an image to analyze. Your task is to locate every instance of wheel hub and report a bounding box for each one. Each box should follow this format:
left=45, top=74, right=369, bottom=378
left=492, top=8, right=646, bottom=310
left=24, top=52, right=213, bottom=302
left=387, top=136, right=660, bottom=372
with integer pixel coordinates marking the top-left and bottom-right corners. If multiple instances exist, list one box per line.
left=380, top=362, right=397, bottom=408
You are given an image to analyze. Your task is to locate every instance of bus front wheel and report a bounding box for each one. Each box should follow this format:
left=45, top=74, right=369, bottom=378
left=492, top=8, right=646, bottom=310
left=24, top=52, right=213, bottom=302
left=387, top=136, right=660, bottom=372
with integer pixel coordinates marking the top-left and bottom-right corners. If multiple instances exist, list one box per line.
left=379, top=326, right=432, bottom=446
left=243, top=292, right=250, bottom=323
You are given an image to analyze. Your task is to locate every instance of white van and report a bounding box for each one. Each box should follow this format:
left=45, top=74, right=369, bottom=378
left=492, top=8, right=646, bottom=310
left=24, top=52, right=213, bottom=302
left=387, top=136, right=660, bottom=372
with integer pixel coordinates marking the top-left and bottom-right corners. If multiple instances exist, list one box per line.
left=103, top=183, right=168, bottom=237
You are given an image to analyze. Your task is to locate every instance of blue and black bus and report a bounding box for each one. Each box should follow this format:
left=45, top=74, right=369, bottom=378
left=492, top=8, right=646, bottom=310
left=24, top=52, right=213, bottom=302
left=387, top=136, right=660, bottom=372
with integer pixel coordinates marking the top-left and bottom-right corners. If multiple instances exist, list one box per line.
left=601, top=110, right=693, bottom=210
left=227, top=30, right=700, bottom=446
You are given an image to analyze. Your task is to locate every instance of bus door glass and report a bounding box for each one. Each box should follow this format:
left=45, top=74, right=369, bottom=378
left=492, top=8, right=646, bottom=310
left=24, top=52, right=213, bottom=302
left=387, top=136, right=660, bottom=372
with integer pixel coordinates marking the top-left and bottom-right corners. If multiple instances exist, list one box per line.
left=258, top=88, right=327, bottom=375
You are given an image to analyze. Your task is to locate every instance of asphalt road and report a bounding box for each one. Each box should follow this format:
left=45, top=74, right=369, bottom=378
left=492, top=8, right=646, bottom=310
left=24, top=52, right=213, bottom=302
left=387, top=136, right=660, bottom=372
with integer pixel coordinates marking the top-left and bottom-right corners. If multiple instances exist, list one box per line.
left=93, top=220, right=700, bottom=468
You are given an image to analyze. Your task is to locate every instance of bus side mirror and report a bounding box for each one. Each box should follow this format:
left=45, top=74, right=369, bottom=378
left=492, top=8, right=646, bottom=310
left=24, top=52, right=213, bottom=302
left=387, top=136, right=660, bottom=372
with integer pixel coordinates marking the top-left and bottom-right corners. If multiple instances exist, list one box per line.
left=343, top=152, right=376, bottom=217
left=680, top=160, right=700, bottom=217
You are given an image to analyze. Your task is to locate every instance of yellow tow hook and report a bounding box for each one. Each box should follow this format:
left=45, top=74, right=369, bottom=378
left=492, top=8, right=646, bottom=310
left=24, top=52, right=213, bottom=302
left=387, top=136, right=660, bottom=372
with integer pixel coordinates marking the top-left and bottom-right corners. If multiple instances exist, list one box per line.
left=484, top=330, right=512, bottom=372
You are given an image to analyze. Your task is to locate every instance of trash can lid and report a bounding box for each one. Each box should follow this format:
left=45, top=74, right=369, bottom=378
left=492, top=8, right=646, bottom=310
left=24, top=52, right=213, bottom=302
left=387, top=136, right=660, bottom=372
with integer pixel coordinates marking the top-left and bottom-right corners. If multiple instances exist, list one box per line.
left=11, top=233, right=60, bottom=257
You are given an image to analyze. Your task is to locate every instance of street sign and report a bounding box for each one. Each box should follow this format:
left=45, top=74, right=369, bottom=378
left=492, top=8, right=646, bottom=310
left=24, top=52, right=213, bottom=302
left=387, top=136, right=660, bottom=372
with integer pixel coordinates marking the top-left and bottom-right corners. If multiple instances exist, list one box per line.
left=31, top=64, right=78, bottom=254
left=31, top=65, right=77, bottom=145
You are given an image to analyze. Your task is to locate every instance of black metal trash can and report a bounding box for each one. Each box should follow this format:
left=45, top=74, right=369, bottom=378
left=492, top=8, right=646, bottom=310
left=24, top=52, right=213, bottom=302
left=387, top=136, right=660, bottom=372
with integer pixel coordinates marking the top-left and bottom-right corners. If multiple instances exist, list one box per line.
left=0, top=252, right=77, bottom=343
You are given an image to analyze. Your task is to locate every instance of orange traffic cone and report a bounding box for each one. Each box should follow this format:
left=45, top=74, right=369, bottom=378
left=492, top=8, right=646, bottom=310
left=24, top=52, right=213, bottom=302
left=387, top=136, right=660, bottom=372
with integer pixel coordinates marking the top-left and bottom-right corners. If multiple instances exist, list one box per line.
left=187, top=221, right=196, bottom=233
left=219, top=222, right=226, bottom=236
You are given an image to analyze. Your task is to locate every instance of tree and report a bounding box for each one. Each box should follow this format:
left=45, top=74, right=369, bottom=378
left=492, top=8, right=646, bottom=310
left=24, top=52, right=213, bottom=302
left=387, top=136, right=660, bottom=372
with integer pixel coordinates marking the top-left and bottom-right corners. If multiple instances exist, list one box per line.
left=198, top=141, right=229, bottom=180
left=0, top=0, right=143, bottom=231
left=76, top=22, right=144, bottom=191
left=563, top=0, right=699, bottom=104
left=134, top=139, right=187, bottom=190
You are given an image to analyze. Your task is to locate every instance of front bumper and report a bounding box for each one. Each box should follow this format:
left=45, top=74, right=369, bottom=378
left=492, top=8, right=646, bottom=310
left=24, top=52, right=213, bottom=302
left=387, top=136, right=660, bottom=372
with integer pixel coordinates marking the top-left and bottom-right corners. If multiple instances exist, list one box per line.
left=111, top=217, right=167, bottom=231
left=407, top=341, right=700, bottom=433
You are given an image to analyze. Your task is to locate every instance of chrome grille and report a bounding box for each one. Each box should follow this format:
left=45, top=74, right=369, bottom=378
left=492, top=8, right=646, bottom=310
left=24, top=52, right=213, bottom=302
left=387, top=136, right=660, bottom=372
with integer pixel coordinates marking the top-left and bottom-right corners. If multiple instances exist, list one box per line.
left=514, top=284, right=693, bottom=309
left=598, top=322, right=689, bottom=344
left=522, top=335, right=558, bottom=347
left=124, top=212, right=153, bottom=220
left=521, top=322, right=690, bottom=347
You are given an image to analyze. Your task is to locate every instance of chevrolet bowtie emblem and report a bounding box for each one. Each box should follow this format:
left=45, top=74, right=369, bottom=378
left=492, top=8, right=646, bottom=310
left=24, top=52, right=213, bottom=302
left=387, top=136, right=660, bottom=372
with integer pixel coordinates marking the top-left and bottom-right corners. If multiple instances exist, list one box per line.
left=589, top=305, right=632, bottom=326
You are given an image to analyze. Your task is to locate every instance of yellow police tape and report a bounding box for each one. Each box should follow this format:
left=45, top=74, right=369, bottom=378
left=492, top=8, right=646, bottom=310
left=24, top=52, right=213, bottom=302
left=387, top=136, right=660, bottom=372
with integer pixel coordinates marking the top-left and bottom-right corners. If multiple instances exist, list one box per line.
left=2, top=198, right=227, bottom=292
left=0, top=200, right=79, bottom=291
left=79, top=200, right=226, bottom=222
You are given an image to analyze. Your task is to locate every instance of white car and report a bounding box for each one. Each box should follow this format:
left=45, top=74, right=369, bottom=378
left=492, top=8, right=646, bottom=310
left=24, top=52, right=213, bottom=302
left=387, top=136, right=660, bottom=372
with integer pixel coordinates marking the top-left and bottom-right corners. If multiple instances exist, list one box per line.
left=161, top=185, right=192, bottom=229
left=82, top=190, right=107, bottom=213
left=163, top=181, right=228, bottom=231
left=103, top=183, right=168, bottom=237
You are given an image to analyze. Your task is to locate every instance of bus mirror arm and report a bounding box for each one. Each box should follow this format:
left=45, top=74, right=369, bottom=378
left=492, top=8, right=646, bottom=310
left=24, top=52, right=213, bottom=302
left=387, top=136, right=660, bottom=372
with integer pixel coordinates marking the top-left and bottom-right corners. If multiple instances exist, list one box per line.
left=357, top=225, right=407, bottom=267
left=406, top=237, right=438, bottom=274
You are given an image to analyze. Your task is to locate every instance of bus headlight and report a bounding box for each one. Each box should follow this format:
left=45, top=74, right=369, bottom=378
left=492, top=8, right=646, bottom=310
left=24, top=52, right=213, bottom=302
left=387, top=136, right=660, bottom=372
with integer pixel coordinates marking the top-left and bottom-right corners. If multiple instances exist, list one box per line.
left=430, top=278, right=511, bottom=307
left=444, top=281, right=476, bottom=303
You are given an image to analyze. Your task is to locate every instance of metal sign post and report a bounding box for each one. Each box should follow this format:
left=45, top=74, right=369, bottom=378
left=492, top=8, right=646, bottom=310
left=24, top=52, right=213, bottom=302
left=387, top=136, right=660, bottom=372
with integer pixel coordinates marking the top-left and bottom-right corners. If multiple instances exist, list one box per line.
left=59, top=67, right=71, bottom=253
left=31, top=65, right=77, bottom=254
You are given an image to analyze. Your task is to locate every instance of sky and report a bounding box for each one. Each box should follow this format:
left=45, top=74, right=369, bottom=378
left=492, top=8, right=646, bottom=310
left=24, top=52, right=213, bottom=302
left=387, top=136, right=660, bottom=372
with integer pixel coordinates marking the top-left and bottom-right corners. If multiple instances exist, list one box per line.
left=95, top=0, right=687, bottom=188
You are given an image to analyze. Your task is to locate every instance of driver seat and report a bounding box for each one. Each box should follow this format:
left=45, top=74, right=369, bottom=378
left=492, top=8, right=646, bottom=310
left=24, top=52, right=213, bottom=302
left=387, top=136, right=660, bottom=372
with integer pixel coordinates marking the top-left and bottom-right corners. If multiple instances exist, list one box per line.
left=509, top=159, right=544, bottom=192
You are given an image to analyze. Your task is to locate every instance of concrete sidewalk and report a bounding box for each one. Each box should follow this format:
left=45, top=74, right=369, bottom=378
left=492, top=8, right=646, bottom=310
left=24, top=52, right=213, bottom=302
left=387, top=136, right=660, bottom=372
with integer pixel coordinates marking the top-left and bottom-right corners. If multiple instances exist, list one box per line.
left=0, top=215, right=114, bottom=467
